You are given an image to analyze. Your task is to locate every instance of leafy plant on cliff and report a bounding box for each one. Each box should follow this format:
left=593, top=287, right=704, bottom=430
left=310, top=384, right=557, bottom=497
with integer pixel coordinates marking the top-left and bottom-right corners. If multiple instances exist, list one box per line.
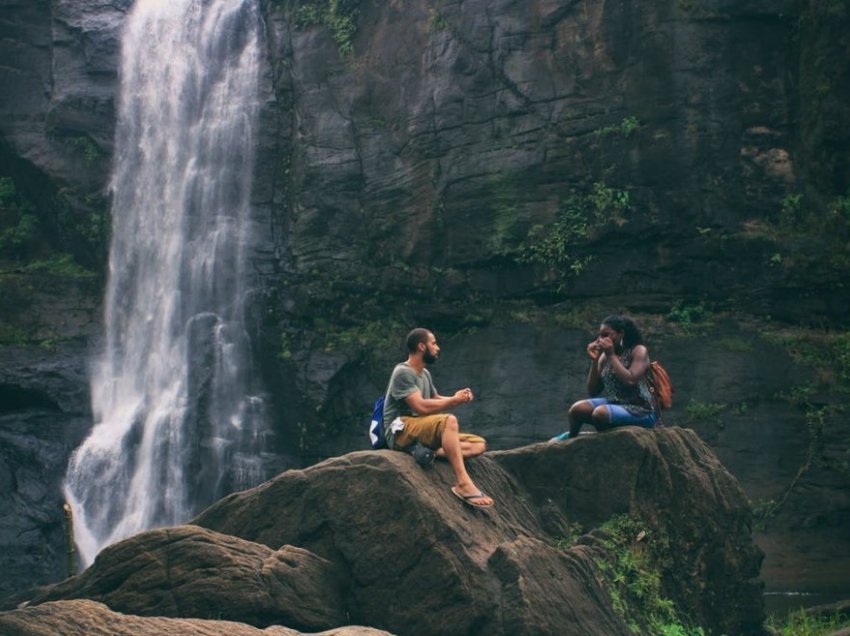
left=517, top=182, right=630, bottom=283
left=55, top=192, right=110, bottom=268
left=765, top=328, right=850, bottom=392
left=593, top=515, right=704, bottom=636
left=594, top=116, right=640, bottom=138
left=751, top=332, right=848, bottom=529
left=63, top=136, right=101, bottom=167
left=796, top=0, right=850, bottom=193
left=489, top=173, right=523, bottom=255
left=741, top=190, right=850, bottom=286
left=427, top=8, right=450, bottom=32
left=666, top=300, right=714, bottom=335
left=684, top=400, right=726, bottom=426
left=20, top=254, right=96, bottom=278
left=291, top=0, right=359, bottom=58
left=767, top=608, right=850, bottom=636
left=0, top=176, right=40, bottom=259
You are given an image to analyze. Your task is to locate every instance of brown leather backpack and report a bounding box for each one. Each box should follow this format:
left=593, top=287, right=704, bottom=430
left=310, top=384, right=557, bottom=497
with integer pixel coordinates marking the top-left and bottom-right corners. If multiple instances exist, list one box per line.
left=647, top=360, right=673, bottom=410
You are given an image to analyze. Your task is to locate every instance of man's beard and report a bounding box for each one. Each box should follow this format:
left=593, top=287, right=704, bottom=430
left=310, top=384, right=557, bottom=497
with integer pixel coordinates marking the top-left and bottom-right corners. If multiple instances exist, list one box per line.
left=423, top=351, right=438, bottom=365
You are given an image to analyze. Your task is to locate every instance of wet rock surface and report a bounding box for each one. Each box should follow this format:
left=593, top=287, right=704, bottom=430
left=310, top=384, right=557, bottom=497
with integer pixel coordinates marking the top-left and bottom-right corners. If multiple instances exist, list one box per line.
left=29, top=525, right=347, bottom=631
left=0, top=599, right=391, bottom=636
left=5, top=427, right=764, bottom=635
left=189, top=427, right=764, bottom=635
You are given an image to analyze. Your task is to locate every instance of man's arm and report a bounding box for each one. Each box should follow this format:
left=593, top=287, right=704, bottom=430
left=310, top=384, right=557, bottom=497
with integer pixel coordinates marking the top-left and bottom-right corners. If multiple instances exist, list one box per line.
left=405, top=388, right=473, bottom=415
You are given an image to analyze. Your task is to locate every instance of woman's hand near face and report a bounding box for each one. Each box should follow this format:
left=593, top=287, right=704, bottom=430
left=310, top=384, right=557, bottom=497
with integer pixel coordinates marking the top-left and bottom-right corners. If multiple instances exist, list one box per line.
left=598, top=336, right=615, bottom=355
left=586, top=340, right=602, bottom=360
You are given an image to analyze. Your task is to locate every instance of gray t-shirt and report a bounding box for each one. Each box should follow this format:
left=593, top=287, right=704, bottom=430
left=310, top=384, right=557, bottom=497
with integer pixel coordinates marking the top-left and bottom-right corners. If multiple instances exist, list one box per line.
left=382, top=362, right=436, bottom=449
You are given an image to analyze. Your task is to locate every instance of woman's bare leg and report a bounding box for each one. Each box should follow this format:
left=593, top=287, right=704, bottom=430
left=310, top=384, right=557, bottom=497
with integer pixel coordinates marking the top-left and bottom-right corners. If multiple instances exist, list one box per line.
left=591, top=405, right=614, bottom=432
left=568, top=400, right=595, bottom=437
left=435, top=438, right=486, bottom=459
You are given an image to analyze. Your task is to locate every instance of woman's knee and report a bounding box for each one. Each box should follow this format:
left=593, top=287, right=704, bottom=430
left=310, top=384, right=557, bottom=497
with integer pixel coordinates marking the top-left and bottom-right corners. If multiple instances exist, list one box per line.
left=591, top=406, right=610, bottom=426
left=569, top=400, right=592, bottom=417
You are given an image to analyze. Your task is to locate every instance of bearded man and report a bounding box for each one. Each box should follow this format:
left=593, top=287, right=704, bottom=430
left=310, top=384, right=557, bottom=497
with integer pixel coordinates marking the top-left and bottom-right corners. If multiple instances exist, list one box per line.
left=381, top=328, right=493, bottom=507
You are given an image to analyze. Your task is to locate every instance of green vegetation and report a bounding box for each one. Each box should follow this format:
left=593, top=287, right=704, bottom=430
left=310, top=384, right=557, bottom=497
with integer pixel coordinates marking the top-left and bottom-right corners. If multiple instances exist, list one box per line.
left=594, top=116, right=640, bottom=138
left=19, top=254, right=96, bottom=278
left=517, top=182, right=630, bottom=282
left=797, top=0, right=850, bottom=192
left=0, top=212, right=39, bottom=257
left=1, top=174, right=106, bottom=272
left=684, top=400, right=726, bottom=425
left=64, top=136, right=101, bottom=166
left=716, top=336, right=754, bottom=353
left=767, top=608, right=850, bottom=636
left=316, top=315, right=405, bottom=354
left=666, top=301, right=714, bottom=335
left=54, top=188, right=110, bottom=265
left=427, top=8, right=449, bottom=32
left=751, top=496, right=781, bottom=531
left=489, top=174, right=522, bottom=254
left=553, top=521, right=585, bottom=549
left=751, top=339, right=846, bottom=528
left=592, top=515, right=704, bottom=636
left=291, top=0, right=359, bottom=58
left=0, top=322, right=28, bottom=346
left=0, top=176, right=39, bottom=259
left=764, top=329, right=850, bottom=392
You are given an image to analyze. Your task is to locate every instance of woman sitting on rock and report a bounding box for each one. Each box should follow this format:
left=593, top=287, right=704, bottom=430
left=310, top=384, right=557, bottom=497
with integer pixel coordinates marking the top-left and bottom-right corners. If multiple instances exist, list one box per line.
left=551, top=314, right=657, bottom=441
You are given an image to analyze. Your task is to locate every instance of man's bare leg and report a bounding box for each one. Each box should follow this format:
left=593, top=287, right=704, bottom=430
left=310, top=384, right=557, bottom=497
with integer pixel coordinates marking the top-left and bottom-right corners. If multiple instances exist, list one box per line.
left=434, top=439, right=486, bottom=459
left=441, top=415, right=493, bottom=506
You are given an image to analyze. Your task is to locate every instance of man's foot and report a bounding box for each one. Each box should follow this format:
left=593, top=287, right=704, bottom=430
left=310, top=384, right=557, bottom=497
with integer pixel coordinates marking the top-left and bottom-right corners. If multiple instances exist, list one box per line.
left=549, top=431, right=570, bottom=442
left=451, top=485, right=494, bottom=508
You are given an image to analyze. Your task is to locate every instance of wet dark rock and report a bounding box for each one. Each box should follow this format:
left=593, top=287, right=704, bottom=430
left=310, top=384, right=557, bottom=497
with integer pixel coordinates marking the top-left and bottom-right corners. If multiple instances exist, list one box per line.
left=192, top=427, right=764, bottom=636
left=0, top=599, right=391, bottom=636
left=29, top=525, right=347, bottom=632
left=0, top=342, right=94, bottom=600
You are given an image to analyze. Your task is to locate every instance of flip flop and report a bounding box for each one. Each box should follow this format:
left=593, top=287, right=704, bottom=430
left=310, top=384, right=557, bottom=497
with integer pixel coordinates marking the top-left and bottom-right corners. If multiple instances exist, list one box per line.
left=451, top=486, right=494, bottom=508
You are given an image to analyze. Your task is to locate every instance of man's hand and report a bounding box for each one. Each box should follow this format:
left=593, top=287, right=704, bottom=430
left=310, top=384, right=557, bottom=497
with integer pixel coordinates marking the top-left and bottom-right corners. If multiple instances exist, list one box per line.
left=454, top=388, right=474, bottom=404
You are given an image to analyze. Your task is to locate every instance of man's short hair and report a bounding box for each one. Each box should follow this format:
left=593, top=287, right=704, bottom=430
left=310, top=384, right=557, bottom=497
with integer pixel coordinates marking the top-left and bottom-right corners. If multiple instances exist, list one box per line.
left=406, top=328, right=432, bottom=353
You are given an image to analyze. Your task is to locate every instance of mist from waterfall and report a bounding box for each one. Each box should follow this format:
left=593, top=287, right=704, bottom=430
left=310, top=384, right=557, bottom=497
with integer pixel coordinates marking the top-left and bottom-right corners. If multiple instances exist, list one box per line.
left=64, top=0, right=270, bottom=567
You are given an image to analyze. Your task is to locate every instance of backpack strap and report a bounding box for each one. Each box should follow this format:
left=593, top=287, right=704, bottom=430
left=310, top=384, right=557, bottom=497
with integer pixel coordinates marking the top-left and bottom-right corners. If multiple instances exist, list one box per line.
left=646, top=357, right=665, bottom=428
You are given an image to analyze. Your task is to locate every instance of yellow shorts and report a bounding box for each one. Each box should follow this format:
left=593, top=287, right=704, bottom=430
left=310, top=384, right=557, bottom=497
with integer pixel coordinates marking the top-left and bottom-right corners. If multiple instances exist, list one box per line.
left=394, top=414, right=486, bottom=450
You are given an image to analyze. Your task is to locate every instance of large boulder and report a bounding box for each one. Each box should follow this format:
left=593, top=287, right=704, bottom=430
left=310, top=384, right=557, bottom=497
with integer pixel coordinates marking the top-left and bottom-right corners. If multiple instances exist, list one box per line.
left=492, top=426, right=765, bottom=634
left=0, top=599, right=389, bottom=636
left=191, top=427, right=764, bottom=635
left=29, top=525, right=345, bottom=632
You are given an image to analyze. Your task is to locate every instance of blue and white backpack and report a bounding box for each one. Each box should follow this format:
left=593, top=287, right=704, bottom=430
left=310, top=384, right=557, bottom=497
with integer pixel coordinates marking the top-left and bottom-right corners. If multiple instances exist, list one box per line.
left=368, top=396, right=387, bottom=449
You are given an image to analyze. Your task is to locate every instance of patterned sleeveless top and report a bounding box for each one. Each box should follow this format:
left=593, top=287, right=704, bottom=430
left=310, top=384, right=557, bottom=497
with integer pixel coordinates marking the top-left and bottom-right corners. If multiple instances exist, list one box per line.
left=600, top=347, right=654, bottom=416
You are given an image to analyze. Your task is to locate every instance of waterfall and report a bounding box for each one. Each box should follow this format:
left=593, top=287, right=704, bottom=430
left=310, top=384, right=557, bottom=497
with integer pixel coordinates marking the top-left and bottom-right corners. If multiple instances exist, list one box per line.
left=64, top=0, right=270, bottom=567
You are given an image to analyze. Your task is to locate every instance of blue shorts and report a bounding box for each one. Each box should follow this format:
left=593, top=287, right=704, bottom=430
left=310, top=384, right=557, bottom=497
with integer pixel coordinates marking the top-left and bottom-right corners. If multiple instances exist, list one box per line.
left=582, top=397, right=657, bottom=428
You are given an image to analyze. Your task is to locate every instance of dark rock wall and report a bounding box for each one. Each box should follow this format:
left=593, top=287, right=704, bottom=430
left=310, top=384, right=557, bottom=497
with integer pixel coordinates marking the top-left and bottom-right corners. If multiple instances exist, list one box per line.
left=1, top=0, right=848, bottom=608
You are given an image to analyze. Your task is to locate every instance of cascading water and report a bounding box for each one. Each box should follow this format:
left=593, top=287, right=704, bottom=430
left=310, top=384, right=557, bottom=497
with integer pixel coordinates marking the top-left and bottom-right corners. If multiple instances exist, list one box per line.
left=64, top=0, right=270, bottom=567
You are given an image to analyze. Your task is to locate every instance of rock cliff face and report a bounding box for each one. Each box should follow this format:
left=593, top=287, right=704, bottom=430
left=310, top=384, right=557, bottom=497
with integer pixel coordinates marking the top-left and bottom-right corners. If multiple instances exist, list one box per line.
left=0, top=0, right=848, bottom=607
left=4, top=428, right=765, bottom=635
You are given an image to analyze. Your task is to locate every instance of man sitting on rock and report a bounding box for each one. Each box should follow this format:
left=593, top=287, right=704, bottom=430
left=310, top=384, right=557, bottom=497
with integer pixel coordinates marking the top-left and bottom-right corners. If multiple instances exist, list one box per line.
left=382, top=328, right=494, bottom=508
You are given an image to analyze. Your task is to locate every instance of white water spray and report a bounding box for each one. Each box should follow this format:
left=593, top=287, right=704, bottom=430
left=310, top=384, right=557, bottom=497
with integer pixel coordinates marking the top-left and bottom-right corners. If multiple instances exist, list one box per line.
left=64, top=0, right=270, bottom=567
